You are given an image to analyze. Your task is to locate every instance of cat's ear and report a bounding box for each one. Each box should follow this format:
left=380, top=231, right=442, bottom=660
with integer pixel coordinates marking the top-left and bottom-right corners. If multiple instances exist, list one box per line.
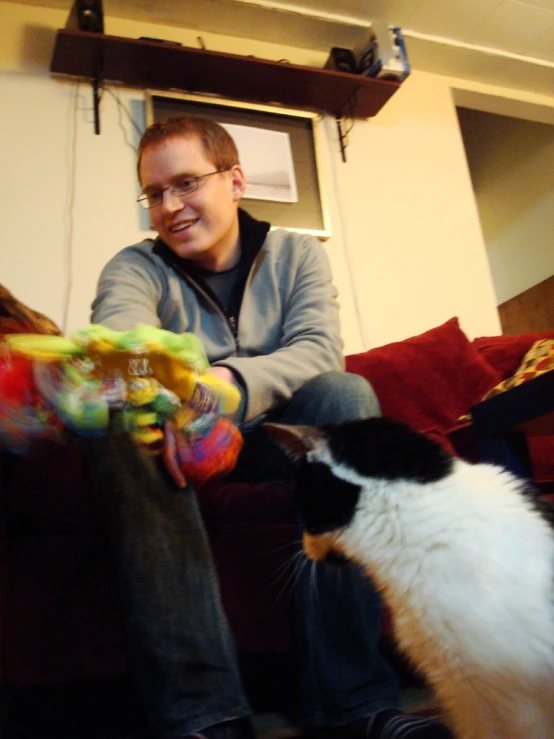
left=264, top=423, right=325, bottom=462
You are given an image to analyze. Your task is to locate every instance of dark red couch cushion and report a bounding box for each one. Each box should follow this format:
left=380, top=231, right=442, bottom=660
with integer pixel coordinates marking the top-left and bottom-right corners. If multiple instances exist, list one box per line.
left=473, top=332, right=554, bottom=380
left=7, top=441, right=100, bottom=525
left=6, top=531, right=126, bottom=686
left=346, top=317, right=501, bottom=434
left=199, top=482, right=295, bottom=654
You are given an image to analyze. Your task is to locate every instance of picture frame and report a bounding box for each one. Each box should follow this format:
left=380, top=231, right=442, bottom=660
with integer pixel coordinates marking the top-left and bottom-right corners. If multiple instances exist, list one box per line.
left=144, top=91, right=331, bottom=240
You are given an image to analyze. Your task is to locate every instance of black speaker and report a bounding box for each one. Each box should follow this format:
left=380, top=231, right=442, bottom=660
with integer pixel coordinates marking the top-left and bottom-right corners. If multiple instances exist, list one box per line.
left=65, top=0, right=104, bottom=33
left=324, top=47, right=358, bottom=74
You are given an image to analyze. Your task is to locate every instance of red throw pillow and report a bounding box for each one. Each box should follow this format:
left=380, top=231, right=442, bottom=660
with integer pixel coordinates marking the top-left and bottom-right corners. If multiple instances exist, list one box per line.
left=529, top=437, right=554, bottom=484
left=473, top=332, right=554, bottom=381
left=346, top=318, right=501, bottom=433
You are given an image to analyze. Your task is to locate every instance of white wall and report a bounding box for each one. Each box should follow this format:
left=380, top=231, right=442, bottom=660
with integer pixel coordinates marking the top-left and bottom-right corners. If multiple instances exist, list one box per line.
left=1, top=73, right=141, bottom=332
left=5, top=1, right=552, bottom=352
left=328, top=71, right=504, bottom=347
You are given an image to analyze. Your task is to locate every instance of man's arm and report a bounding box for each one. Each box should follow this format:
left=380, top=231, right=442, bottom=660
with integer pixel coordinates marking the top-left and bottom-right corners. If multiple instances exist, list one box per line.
left=91, top=244, right=163, bottom=330
left=93, top=245, right=192, bottom=488
left=92, top=246, right=243, bottom=488
left=215, top=234, right=344, bottom=423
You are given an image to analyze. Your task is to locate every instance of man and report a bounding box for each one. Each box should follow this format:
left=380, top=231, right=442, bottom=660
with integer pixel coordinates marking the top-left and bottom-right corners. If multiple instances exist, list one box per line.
left=90, top=115, right=452, bottom=739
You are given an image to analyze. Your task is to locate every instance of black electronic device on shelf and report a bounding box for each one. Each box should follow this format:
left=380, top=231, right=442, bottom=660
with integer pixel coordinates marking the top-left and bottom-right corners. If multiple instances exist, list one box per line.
left=324, top=47, right=358, bottom=74
left=65, top=0, right=104, bottom=33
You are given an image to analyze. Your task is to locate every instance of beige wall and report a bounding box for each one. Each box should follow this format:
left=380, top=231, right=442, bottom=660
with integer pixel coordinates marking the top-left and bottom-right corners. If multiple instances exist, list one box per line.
left=4, top=1, right=552, bottom=352
left=457, top=107, right=554, bottom=305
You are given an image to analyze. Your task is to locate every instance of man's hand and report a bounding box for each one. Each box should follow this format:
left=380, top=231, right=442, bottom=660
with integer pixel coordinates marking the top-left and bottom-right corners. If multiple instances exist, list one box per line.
left=162, top=420, right=187, bottom=489
left=208, top=365, right=238, bottom=387
left=162, top=367, right=240, bottom=488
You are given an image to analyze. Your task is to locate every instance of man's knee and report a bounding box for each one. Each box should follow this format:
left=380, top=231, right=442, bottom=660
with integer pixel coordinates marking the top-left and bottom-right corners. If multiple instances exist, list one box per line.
left=312, top=371, right=381, bottom=421
left=284, top=371, right=381, bottom=426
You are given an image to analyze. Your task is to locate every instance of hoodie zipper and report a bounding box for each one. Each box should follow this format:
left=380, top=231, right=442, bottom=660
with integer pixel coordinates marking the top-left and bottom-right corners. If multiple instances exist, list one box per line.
left=228, top=315, right=240, bottom=352
left=197, top=285, right=241, bottom=355
left=185, top=275, right=241, bottom=354
left=161, top=264, right=240, bottom=355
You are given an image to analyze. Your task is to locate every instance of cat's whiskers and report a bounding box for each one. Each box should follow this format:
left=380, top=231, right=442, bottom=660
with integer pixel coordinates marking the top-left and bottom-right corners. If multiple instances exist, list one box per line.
left=309, top=559, right=321, bottom=614
left=267, top=540, right=301, bottom=555
left=271, top=546, right=305, bottom=586
left=270, top=547, right=308, bottom=609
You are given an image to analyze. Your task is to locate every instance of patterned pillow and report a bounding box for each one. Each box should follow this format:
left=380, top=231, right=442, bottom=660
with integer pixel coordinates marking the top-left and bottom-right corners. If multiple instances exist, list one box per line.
left=482, top=339, right=554, bottom=400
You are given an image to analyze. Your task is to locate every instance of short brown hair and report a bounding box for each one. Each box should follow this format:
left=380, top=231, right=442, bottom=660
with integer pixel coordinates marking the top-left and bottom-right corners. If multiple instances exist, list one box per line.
left=137, top=115, right=240, bottom=181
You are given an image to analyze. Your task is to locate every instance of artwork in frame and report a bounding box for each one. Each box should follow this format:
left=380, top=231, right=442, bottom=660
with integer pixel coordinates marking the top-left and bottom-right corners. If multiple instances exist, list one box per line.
left=221, top=123, right=298, bottom=204
left=144, top=91, right=331, bottom=240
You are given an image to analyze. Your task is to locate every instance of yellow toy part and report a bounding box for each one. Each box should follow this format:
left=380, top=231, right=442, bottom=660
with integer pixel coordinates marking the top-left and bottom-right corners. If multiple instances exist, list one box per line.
left=7, top=325, right=241, bottom=416
left=5, top=334, right=82, bottom=362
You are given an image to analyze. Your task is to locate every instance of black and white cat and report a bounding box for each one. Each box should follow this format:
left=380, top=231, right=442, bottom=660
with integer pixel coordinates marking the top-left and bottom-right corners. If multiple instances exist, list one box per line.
left=266, top=417, right=554, bottom=739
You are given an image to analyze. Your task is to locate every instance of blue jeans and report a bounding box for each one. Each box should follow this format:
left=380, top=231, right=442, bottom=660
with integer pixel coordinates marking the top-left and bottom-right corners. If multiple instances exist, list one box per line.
left=87, top=432, right=251, bottom=739
left=87, top=371, right=398, bottom=737
left=270, top=372, right=399, bottom=727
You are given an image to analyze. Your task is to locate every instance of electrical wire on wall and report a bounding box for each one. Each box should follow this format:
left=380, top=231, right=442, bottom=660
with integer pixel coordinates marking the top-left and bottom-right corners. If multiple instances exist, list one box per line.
left=61, top=85, right=144, bottom=333
left=102, top=86, right=151, bottom=233
left=335, top=85, right=359, bottom=163
left=336, top=115, right=355, bottom=163
left=102, top=86, right=143, bottom=148
left=61, top=81, right=80, bottom=334
left=323, top=115, right=370, bottom=350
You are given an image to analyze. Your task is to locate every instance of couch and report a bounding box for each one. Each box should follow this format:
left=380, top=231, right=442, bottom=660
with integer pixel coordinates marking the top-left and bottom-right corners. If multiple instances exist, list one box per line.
left=2, top=291, right=554, bottom=732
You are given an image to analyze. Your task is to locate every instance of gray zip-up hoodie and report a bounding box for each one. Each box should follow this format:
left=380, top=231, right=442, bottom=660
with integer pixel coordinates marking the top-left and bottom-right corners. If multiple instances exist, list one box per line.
left=91, top=210, right=344, bottom=423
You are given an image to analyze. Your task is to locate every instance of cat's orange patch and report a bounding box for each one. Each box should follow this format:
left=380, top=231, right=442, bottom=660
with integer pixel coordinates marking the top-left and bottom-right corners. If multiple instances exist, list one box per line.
left=303, top=532, right=336, bottom=561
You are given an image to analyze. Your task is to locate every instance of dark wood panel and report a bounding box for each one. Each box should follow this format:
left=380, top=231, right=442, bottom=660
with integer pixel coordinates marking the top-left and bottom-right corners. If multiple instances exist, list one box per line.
left=50, top=29, right=400, bottom=119
left=498, top=273, right=554, bottom=334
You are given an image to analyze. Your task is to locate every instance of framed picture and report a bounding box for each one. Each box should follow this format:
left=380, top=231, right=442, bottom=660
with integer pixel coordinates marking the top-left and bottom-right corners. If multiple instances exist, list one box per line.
left=144, top=91, right=331, bottom=240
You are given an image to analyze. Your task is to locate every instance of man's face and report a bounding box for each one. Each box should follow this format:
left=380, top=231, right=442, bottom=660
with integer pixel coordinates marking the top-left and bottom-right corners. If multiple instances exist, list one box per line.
left=139, top=135, right=246, bottom=270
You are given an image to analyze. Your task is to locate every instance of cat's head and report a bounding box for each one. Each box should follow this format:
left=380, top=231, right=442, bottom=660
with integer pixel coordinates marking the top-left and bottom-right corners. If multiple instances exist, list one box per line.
left=265, top=417, right=453, bottom=563
left=264, top=422, right=361, bottom=563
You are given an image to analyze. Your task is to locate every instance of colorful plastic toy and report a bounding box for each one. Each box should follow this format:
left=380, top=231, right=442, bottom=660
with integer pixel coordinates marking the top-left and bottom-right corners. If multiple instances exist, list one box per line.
left=3, top=325, right=244, bottom=484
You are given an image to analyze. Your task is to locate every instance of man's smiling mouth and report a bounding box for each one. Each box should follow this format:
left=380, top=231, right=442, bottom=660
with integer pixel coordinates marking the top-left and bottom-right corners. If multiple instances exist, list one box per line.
left=170, top=219, right=199, bottom=233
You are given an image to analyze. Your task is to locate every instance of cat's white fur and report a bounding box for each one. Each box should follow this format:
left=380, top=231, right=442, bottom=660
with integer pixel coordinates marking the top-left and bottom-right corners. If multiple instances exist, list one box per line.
left=322, top=454, right=554, bottom=739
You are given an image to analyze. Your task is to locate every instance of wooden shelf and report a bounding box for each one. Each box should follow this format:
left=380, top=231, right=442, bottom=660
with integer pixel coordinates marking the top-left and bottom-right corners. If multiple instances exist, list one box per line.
left=50, top=29, right=400, bottom=119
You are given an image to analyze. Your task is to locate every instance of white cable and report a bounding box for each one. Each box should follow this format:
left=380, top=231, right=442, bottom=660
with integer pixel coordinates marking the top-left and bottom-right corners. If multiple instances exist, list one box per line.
left=62, top=82, right=79, bottom=334
left=104, top=86, right=144, bottom=144
left=322, top=116, right=369, bottom=350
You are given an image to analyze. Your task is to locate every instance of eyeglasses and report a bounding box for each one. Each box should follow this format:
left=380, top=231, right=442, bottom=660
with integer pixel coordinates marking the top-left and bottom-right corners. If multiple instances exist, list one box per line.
left=137, top=169, right=230, bottom=210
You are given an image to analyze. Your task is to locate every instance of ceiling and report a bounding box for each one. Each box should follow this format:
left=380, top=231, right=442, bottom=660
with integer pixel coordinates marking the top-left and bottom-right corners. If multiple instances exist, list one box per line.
left=8, top=0, right=554, bottom=96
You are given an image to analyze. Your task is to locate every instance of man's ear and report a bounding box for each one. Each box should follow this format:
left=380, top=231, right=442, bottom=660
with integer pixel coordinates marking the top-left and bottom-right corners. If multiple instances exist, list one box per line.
left=230, top=165, right=247, bottom=201
left=264, top=423, right=325, bottom=462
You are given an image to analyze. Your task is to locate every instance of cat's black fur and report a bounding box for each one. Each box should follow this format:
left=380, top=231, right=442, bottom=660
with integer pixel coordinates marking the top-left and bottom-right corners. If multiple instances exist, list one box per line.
left=295, top=459, right=361, bottom=534
left=276, top=417, right=454, bottom=536
left=323, top=417, right=453, bottom=483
